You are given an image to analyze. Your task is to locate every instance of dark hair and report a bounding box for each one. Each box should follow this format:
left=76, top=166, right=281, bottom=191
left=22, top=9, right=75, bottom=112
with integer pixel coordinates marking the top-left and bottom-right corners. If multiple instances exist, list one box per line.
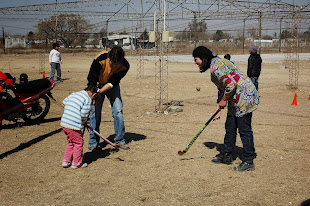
left=192, top=46, right=215, bottom=60
left=85, top=85, right=100, bottom=104
left=224, top=54, right=231, bottom=60
left=53, top=42, right=60, bottom=49
left=108, top=46, right=125, bottom=64
left=192, top=46, right=216, bottom=73
left=85, top=85, right=99, bottom=93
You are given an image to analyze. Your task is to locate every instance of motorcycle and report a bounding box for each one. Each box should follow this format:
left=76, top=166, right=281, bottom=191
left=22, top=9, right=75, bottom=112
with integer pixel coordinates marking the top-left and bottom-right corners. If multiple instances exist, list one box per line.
left=0, top=72, right=55, bottom=126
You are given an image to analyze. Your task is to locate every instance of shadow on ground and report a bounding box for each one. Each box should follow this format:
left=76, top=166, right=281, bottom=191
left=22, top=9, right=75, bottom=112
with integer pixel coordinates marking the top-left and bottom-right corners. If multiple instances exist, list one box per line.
left=83, top=132, right=147, bottom=165
left=0, top=128, right=62, bottom=159
left=203, top=141, right=243, bottom=160
left=0, top=117, right=61, bottom=130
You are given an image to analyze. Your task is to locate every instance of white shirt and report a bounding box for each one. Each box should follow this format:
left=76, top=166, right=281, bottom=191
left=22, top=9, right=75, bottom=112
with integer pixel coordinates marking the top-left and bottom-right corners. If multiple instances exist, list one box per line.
left=49, top=49, right=62, bottom=63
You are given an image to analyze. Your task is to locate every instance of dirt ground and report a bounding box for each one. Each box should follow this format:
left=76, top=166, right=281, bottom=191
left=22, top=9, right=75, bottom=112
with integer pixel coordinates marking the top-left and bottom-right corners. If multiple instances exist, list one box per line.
left=0, top=51, right=309, bottom=206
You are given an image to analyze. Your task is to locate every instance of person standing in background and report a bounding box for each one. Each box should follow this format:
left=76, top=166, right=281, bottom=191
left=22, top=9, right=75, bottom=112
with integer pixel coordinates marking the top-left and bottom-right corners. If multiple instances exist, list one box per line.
left=49, top=42, right=63, bottom=82
left=247, top=45, right=262, bottom=92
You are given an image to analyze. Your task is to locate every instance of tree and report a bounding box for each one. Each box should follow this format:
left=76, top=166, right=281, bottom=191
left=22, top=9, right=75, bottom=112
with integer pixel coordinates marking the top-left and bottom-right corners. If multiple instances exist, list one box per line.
left=248, top=27, right=258, bottom=39
left=178, top=19, right=208, bottom=41
left=36, top=14, right=90, bottom=48
left=140, top=29, right=148, bottom=40
left=27, top=31, right=35, bottom=42
left=188, top=19, right=207, bottom=41
left=262, top=35, right=273, bottom=40
left=280, top=30, right=290, bottom=39
left=213, top=30, right=224, bottom=41
left=301, top=27, right=310, bottom=40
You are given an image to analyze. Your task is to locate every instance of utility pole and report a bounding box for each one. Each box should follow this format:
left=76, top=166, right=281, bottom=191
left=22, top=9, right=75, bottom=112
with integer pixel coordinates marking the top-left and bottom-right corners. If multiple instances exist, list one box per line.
left=2, top=27, right=5, bottom=54
left=105, top=20, right=109, bottom=50
left=193, top=12, right=197, bottom=48
left=55, top=0, right=58, bottom=42
left=259, top=12, right=262, bottom=54
left=279, top=17, right=283, bottom=52
left=243, top=18, right=246, bottom=54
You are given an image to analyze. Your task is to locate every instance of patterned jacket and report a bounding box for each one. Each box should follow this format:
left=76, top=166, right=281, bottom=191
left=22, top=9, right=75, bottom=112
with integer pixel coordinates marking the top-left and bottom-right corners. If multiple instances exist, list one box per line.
left=210, top=57, right=259, bottom=117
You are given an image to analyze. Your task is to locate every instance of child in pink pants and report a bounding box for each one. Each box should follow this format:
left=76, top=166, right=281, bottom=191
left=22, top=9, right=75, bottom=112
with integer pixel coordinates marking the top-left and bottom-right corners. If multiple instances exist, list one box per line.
left=61, top=85, right=98, bottom=169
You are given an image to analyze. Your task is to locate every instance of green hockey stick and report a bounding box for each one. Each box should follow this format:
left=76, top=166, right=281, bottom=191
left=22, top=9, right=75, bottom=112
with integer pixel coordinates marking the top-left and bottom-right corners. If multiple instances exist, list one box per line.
left=178, top=109, right=220, bottom=155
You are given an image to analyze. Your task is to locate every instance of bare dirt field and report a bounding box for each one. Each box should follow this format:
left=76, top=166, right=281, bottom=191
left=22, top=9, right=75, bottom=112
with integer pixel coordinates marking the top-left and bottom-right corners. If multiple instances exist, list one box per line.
left=0, top=51, right=309, bottom=206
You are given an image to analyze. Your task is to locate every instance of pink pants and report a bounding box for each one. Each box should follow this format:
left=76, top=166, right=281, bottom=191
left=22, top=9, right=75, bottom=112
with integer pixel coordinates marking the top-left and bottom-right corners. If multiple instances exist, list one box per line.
left=62, top=127, right=84, bottom=167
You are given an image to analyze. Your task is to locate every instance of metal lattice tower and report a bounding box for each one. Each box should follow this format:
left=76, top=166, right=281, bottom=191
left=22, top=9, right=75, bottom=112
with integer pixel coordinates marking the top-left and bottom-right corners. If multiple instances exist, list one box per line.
left=284, top=7, right=301, bottom=89
left=154, top=0, right=169, bottom=112
left=155, top=39, right=169, bottom=112
left=39, top=43, right=45, bottom=75
left=136, top=18, right=145, bottom=80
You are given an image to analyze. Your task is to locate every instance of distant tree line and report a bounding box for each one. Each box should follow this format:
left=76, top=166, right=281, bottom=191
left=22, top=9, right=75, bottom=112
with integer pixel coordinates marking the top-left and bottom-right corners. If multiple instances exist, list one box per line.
left=2, top=15, right=310, bottom=48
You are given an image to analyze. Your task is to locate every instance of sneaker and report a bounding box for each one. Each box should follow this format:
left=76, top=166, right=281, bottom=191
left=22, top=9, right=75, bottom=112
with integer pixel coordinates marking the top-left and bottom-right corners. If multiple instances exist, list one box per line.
left=57, top=78, right=64, bottom=82
left=211, top=153, right=233, bottom=165
left=62, top=162, right=70, bottom=168
left=117, top=144, right=130, bottom=150
left=233, top=162, right=255, bottom=172
left=71, top=163, right=88, bottom=169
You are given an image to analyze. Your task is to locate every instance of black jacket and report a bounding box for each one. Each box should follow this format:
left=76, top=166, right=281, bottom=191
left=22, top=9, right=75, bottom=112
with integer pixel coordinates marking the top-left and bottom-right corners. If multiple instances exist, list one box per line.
left=247, top=53, right=262, bottom=78
left=87, top=52, right=130, bottom=87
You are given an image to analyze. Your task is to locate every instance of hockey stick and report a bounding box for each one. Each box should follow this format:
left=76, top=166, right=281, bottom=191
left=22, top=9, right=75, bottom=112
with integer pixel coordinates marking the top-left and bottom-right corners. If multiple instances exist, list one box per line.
left=178, top=109, right=220, bottom=156
left=85, top=124, right=120, bottom=149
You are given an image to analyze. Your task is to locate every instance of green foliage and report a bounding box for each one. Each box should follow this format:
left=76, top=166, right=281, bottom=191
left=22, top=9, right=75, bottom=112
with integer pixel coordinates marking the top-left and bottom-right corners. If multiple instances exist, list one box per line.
left=213, top=30, right=224, bottom=41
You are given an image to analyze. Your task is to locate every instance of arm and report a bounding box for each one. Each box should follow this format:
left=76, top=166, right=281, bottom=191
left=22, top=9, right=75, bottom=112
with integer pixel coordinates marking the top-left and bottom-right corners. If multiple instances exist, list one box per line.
left=211, top=61, right=237, bottom=120
left=87, top=60, right=101, bottom=87
left=59, top=52, right=62, bottom=64
left=247, top=55, right=254, bottom=77
left=108, top=58, right=130, bottom=86
left=81, top=102, right=92, bottom=124
left=49, top=50, right=53, bottom=65
left=99, top=83, right=113, bottom=93
left=62, top=95, right=70, bottom=105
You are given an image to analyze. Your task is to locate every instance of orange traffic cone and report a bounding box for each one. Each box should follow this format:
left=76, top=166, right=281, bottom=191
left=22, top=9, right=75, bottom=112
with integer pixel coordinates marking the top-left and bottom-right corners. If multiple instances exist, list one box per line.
left=291, top=92, right=297, bottom=106
left=42, top=71, right=45, bottom=79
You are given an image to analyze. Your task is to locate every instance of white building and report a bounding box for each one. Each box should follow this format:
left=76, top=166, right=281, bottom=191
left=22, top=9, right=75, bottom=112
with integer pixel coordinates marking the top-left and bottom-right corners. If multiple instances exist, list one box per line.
left=5, top=37, right=26, bottom=48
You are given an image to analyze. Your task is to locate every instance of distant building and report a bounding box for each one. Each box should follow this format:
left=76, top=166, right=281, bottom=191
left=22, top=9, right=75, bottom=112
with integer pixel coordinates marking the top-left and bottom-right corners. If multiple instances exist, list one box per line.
left=101, top=34, right=136, bottom=50
left=254, top=40, right=273, bottom=47
left=5, top=37, right=26, bottom=48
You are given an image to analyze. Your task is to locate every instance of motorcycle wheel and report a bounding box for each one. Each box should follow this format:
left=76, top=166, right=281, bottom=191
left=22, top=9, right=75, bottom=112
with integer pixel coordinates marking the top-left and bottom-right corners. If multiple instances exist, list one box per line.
left=22, top=95, right=50, bottom=123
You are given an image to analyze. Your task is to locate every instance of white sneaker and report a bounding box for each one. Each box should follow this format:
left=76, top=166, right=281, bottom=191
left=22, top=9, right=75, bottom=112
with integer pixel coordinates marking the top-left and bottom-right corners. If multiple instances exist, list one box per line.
left=71, top=163, right=88, bottom=169
left=62, top=163, right=70, bottom=168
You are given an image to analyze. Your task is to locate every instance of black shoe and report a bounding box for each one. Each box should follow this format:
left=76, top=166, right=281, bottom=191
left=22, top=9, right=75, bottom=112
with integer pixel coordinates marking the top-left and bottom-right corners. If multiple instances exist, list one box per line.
left=233, top=162, right=255, bottom=172
left=211, top=153, right=233, bottom=165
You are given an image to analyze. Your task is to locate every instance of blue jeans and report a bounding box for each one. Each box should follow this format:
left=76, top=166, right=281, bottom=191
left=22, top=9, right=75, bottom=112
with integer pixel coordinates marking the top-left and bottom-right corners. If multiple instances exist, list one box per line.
left=221, top=113, right=255, bottom=163
left=88, top=84, right=125, bottom=148
left=251, top=77, right=259, bottom=92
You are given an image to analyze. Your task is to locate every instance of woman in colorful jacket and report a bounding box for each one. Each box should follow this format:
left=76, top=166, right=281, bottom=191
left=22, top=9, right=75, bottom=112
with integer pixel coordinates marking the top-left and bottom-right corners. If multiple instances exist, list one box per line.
left=192, top=46, right=259, bottom=171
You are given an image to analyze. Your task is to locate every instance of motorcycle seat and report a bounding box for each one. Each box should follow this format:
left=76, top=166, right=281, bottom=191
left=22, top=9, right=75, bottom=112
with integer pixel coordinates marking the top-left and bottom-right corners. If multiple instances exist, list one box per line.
left=15, top=78, right=52, bottom=94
